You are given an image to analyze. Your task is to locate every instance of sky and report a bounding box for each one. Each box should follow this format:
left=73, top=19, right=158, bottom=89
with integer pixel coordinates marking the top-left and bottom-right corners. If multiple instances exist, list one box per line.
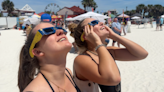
left=1, top=0, right=164, bottom=14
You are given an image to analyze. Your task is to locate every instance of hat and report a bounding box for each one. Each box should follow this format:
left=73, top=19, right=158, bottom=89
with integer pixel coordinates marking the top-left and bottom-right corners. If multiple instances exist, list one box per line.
left=41, top=13, right=52, bottom=22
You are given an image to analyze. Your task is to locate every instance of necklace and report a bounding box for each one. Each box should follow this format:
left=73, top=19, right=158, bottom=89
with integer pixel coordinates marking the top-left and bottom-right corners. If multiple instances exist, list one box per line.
left=88, top=50, right=98, bottom=56
left=51, top=80, right=66, bottom=92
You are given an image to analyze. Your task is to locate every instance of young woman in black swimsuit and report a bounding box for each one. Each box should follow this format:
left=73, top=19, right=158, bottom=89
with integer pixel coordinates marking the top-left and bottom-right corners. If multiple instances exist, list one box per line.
left=18, top=22, right=81, bottom=92
left=72, top=18, right=148, bottom=92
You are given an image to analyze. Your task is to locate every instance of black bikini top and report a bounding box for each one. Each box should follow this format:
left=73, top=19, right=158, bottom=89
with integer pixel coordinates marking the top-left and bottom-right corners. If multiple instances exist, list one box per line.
left=40, top=68, right=81, bottom=92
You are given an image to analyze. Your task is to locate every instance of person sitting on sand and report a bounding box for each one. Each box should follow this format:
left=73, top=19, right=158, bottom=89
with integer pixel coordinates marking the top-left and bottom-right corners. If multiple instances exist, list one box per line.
left=72, top=18, right=148, bottom=92
left=18, top=22, right=81, bottom=92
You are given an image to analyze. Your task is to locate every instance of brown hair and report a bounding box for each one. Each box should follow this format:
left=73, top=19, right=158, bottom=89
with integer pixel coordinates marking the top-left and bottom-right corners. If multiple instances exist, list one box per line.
left=68, top=23, right=78, bottom=38
left=18, top=28, right=40, bottom=92
left=74, top=19, right=88, bottom=54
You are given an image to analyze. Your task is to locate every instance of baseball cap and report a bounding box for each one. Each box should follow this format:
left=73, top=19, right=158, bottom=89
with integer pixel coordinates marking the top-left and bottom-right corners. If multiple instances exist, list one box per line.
left=41, top=13, right=52, bottom=22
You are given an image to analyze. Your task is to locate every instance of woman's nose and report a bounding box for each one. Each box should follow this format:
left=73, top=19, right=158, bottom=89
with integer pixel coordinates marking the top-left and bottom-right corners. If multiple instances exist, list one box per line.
left=56, top=29, right=64, bottom=36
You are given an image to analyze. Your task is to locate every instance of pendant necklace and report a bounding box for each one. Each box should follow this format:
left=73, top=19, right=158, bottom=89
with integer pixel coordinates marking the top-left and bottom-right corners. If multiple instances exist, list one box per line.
left=51, top=81, right=66, bottom=92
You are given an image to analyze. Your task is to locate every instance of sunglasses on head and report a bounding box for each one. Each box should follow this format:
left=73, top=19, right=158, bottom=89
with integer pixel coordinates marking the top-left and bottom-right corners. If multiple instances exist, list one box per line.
left=88, top=20, right=100, bottom=27
left=29, top=27, right=67, bottom=58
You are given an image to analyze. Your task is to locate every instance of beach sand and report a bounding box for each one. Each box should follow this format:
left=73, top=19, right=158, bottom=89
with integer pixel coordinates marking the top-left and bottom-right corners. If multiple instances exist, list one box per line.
left=0, top=24, right=164, bottom=92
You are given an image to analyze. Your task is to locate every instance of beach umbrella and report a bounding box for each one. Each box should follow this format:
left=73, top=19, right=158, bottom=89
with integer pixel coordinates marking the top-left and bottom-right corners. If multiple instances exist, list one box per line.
left=72, top=11, right=109, bottom=22
left=131, top=16, right=140, bottom=19
left=110, top=14, right=116, bottom=18
left=31, top=13, right=41, bottom=19
left=132, top=13, right=142, bottom=17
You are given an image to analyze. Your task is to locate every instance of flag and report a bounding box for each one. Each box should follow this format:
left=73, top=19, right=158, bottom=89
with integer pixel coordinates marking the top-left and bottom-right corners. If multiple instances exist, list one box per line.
left=108, top=11, right=111, bottom=18
left=64, top=11, right=68, bottom=27
left=108, top=11, right=112, bottom=25
left=122, top=9, right=124, bottom=22
left=92, top=7, right=94, bottom=12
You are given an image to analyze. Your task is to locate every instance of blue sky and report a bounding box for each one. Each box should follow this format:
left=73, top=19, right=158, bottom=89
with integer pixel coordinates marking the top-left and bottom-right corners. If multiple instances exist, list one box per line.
left=1, top=0, right=164, bottom=14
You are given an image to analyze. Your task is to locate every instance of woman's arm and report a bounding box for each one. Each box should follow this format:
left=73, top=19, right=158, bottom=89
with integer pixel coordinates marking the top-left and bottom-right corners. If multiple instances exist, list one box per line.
left=74, top=25, right=121, bottom=86
left=106, top=26, right=148, bottom=61
left=74, top=52, right=121, bottom=86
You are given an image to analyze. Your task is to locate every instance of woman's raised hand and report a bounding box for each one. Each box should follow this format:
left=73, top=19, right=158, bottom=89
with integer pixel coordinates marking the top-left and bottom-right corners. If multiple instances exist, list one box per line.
left=84, top=25, right=102, bottom=47
left=104, top=25, right=117, bottom=39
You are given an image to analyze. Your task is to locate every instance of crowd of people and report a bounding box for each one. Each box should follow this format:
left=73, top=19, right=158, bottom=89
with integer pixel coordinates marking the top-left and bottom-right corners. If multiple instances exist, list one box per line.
left=18, top=13, right=148, bottom=92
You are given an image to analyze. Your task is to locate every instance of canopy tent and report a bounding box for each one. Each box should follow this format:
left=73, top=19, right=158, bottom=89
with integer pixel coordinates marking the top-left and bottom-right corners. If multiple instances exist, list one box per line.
left=22, top=17, right=40, bottom=27
left=108, top=14, right=116, bottom=18
left=131, top=16, right=140, bottom=19
left=66, top=17, right=74, bottom=21
left=131, top=13, right=142, bottom=17
left=71, top=11, right=109, bottom=23
left=118, top=14, right=130, bottom=18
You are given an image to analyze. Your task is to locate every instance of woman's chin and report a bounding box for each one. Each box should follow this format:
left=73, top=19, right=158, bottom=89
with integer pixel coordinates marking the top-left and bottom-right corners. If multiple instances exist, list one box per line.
left=65, top=43, right=72, bottom=50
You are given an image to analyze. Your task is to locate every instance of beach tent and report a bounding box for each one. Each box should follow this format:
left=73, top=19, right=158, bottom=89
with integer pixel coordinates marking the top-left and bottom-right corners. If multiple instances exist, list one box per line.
left=72, top=11, right=109, bottom=23
left=132, top=13, right=142, bottom=17
left=118, top=14, right=130, bottom=18
left=131, top=16, right=140, bottom=19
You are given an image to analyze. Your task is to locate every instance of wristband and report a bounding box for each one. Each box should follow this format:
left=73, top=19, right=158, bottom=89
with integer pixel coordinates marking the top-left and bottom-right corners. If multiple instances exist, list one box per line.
left=95, top=44, right=106, bottom=51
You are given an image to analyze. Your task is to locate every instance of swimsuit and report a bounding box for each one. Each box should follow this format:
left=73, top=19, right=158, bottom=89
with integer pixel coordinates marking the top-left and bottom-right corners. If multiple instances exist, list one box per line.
left=40, top=68, right=81, bottom=92
left=87, top=54, right=121, bottom=92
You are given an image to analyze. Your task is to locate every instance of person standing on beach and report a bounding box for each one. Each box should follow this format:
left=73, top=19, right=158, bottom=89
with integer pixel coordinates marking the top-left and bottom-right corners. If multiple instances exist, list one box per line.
left=18, top=23, right=81, bottom=92
left=150, top=17, right=153, bottom=28
left=72, top=18, right=148, bottom=92
left=160, top=17, right=163, bottom=31
left=25, top=24, right=32, bottom=37
left=156, top=16, right=160, bottom=31
left=68, top=23, right=78, bottom=52
left=112, top=17, right=122, bottom=47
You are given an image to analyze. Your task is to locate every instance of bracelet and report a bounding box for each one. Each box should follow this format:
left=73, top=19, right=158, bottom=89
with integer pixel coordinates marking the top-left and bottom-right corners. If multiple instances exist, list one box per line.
left=95, top=44, right=106, bottom=51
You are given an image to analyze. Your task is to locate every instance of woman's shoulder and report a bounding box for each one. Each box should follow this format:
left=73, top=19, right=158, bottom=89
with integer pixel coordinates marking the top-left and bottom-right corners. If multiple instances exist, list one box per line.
left=23, top=74, right=52, bottom=92
left=74, top=54, right=92, bottom=63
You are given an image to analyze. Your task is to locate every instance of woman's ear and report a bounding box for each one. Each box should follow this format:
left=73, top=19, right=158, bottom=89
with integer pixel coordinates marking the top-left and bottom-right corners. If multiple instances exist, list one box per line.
left=32, top=48, right=44, bottom=57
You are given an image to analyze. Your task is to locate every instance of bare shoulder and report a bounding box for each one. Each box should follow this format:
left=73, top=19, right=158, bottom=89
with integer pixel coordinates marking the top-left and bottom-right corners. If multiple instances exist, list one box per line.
left=65, top=68, right=73, bottom=77
left=74, top=54, right=92, bottom=66
left=23, top=74, right=52, bottom=92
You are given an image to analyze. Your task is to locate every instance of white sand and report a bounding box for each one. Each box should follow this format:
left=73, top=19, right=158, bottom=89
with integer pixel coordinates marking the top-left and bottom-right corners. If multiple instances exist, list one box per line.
left=0, top=24, right=164, bottom=92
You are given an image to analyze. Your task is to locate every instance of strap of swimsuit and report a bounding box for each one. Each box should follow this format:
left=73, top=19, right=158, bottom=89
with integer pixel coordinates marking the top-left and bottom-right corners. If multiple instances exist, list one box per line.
left=65, top=69, right=81, bottom=92
left=86, top=51, right=115, bottom=65
left=86, top=53, right=98, bottom=65
left=40, top=72, right=55, bottom=92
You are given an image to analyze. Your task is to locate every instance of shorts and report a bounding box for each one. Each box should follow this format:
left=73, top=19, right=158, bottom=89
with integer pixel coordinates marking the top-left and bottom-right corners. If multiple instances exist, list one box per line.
left=156, top=24, right=160, bottom=26
left=160, top=24, right=163, bottom=26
